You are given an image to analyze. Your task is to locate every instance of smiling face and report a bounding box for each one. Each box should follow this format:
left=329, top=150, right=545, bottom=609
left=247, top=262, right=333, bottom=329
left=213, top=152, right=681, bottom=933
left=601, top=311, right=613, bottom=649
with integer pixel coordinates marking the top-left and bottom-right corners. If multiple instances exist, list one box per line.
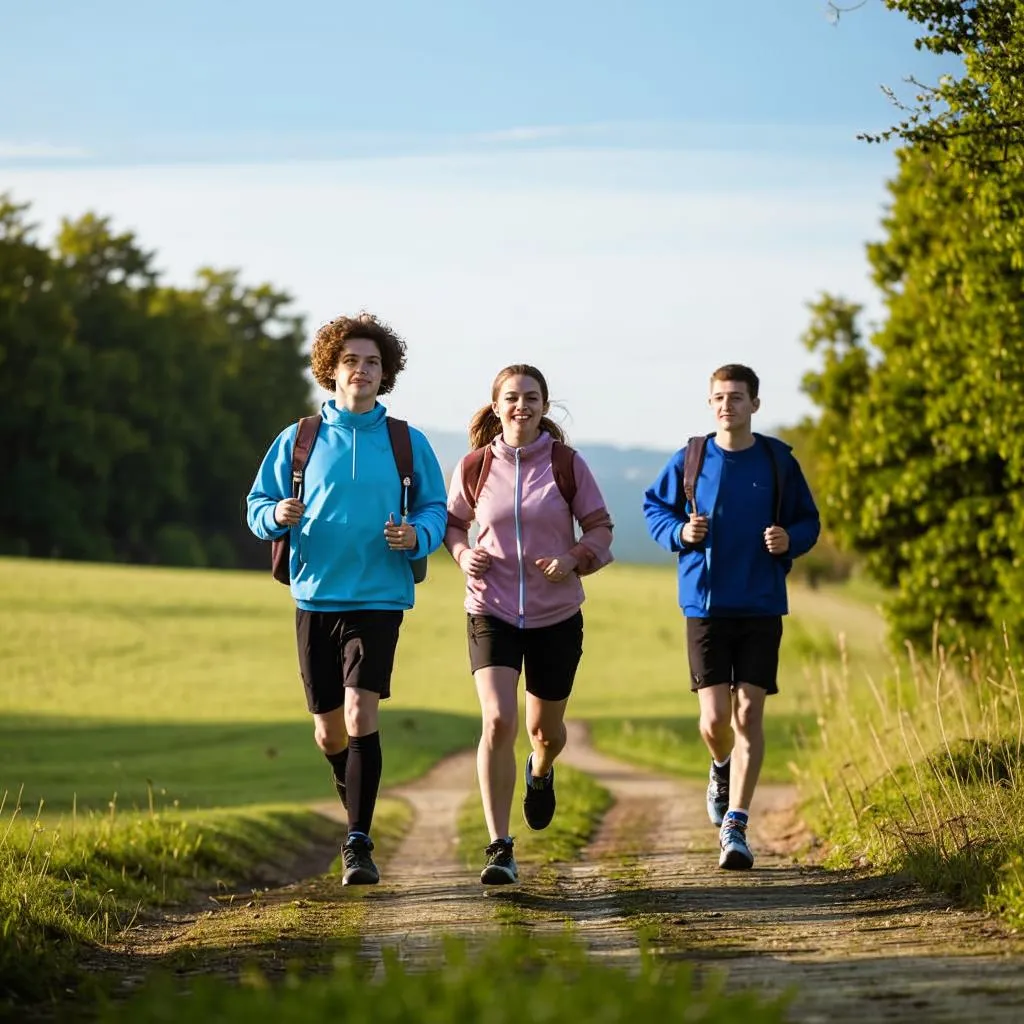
left=709, top=377, right=759, bottom=437
left=333, top=337, right=383, bottom=413
left=492, top=372, right=548, bottom=447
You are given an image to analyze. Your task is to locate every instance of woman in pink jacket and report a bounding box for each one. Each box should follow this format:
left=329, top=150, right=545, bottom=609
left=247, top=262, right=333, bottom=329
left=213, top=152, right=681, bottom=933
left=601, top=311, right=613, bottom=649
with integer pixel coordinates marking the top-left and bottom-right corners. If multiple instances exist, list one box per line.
left=445, top=364, right=614, bottom=886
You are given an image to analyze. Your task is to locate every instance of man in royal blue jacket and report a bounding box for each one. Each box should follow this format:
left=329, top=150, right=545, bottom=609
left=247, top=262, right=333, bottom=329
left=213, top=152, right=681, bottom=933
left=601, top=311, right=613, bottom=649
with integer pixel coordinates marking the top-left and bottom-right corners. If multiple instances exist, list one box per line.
left=643, top=363, right=819, bottom=871
left=247, top=312, right=447, bottom=887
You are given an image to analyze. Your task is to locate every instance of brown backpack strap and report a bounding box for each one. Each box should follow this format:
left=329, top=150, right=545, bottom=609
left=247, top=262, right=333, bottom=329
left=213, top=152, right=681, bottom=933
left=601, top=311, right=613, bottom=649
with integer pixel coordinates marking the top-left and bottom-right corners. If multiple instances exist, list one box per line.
left=461, top=446, right=492, bottom=509
left=551, top=441, right=577, bottom=508
left=682, top=434, right=711, bottom=514
left=291, top=416, right=322, bottom=500
left=386, top=417, right=415, bottom=516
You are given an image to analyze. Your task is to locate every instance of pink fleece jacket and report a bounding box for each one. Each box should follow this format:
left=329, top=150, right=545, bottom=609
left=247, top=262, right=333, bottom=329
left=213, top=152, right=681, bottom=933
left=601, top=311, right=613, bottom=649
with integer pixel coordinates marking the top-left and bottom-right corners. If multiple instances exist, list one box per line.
left=445, top=431, right=614, bottom=629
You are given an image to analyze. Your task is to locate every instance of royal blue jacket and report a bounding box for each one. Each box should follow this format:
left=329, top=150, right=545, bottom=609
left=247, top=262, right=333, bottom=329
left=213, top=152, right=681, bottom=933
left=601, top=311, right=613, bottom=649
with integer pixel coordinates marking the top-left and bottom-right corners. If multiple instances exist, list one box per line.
left=246, top=401, right=448, bottom=612
left=643, top=435, right=820, bottom=617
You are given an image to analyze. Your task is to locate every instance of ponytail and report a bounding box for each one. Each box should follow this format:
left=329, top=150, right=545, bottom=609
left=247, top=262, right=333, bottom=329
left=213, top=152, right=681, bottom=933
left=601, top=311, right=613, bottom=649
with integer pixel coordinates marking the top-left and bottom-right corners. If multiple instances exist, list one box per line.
left=468, top=406, right=503, bottom=450
left=539, top=415, right=567, bottom=445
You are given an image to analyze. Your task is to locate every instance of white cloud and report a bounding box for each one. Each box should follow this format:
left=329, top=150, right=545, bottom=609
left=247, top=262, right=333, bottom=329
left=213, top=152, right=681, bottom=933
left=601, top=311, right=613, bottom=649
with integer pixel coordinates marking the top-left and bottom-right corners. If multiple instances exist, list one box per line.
left=0, top=142, right=89, bottom=160
left=472, top=126, right=573, bottom=144
left=0, top=146, right=891, bottom=448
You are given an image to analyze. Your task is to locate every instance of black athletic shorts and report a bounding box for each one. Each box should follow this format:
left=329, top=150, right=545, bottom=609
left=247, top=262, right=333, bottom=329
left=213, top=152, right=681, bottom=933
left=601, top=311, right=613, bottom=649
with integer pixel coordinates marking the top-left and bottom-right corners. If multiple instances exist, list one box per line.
left=295, top=609, right=404, bottom=714
left=467, top=610, right=584, bottom=703
left=685, top=615, right=783, bottom=695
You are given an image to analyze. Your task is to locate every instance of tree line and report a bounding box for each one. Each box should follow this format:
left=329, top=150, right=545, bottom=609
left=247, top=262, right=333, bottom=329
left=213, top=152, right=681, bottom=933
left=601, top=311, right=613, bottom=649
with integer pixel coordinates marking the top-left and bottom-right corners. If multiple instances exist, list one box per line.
left=0, top=196, right=312, bottom=569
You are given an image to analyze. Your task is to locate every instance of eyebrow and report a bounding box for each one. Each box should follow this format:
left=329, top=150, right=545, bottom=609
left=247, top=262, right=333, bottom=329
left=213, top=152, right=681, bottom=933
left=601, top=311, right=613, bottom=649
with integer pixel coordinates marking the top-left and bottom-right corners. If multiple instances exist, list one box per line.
left=503, top=389, right=541, bottom=398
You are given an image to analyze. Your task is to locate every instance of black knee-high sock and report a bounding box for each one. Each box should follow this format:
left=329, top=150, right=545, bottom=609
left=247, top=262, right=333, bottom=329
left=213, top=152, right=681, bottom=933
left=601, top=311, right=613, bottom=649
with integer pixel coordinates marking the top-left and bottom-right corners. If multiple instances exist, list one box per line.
left=325, top=747, right=348, bottom=807
left=346, top=732, right=382, bottom=837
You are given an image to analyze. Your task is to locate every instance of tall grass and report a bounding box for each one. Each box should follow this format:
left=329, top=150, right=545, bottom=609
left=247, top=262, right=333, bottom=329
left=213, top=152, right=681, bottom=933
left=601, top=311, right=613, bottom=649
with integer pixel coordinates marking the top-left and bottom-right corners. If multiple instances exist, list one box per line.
left=0, top=787, right=337, bottom=1007
left=94, top=932, right=792, bottom=1023
left=799, top=628, right=1024, bottom=928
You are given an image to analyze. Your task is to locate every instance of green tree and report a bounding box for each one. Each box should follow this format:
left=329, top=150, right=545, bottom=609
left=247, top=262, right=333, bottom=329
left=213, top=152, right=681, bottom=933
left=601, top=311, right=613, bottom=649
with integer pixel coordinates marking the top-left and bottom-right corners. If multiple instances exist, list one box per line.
left=0, top=196, right=313, bottom=569
left=802, top=146, right=1024, bottom=648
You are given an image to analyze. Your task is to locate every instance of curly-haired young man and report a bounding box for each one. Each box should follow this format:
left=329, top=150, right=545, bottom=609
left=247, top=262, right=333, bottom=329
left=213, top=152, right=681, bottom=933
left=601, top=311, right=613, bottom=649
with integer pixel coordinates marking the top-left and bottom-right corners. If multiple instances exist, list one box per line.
left=247, top=312, right=447, bottom=886
left=643, top=364, right=819, bottom=872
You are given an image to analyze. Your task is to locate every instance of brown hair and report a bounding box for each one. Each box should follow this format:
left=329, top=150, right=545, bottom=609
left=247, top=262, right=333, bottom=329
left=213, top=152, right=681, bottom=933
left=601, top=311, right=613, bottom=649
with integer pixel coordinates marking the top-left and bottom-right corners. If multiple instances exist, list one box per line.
left=310, top=312, right=407, bottom=395
left=710, top=363, right=760, bottom=400
left=468, top=363, right=567, bottom=450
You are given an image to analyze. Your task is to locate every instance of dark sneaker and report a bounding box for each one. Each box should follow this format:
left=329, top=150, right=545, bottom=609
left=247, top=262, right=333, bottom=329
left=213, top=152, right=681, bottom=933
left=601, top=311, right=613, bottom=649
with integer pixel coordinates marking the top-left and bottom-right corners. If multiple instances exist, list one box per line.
left=706, top=761, right=729, bottom=827
left=342, top=834, right=380, bottom=885
left=333, top=747, right=349, bottom=810
left=719, top=817, right=754, bottom=870
left=480, top=838, right=518, bottom=885
left=523, top=754, right=556, bottom=831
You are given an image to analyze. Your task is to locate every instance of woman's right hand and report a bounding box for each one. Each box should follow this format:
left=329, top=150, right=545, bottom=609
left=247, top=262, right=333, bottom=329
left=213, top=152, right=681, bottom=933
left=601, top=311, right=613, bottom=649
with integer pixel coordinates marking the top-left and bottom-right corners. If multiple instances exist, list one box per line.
left=459, top=547, right=492, bottom=578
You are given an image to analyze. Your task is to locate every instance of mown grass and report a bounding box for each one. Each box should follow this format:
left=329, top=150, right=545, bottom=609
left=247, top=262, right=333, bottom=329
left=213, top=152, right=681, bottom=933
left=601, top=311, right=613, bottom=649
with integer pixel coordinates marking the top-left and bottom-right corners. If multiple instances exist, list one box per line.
left=798, top=633, right=1024, bottom=930
left=0, top=556, right=883, bottom=815
left=93, top=932, right=791, bottom=1024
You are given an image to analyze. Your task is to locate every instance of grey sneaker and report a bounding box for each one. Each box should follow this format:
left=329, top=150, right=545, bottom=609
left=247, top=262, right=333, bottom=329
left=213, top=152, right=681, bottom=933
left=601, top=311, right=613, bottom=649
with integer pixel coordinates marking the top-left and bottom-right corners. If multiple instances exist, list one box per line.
left=480, top=838, right=518, bottom=885
left=706, top=761, right=729, bottom=827
left=523, top=754, right=556, bottom=831
left=719, top=817, right=754, bottom=870
left=342, top=833, right=379, bottom=885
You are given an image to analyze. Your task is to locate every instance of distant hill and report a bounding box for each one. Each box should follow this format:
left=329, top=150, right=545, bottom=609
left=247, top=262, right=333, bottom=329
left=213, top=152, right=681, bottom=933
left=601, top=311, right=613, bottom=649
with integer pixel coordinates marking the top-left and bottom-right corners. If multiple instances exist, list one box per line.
left=425, top=429, right=680, bottom=566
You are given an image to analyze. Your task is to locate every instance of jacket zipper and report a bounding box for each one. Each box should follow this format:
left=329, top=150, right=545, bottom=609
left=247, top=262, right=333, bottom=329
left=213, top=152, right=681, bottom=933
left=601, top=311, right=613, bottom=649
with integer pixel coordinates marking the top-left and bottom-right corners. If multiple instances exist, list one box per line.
left=514, top=448, right=525, bottom=627
left=351, top=428, right=357, bottom=480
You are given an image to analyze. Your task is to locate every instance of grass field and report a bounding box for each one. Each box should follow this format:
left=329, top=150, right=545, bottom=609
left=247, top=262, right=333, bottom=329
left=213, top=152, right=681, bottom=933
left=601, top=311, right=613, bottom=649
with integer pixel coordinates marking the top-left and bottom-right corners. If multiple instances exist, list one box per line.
left=0, top=554, right=887, bottom=814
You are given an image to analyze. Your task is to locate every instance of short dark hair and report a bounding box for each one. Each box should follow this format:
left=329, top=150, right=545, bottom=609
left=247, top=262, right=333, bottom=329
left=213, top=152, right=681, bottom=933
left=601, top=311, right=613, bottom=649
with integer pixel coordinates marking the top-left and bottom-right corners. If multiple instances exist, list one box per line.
left=710, top=363, right=759, bottom=400
left=310, top=312, right=407, bottom=395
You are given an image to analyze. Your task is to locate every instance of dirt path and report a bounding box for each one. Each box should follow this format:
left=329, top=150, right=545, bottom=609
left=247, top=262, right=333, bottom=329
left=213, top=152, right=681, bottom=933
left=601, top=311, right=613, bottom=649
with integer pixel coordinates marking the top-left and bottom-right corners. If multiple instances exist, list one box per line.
left=556, top=726, right=1024, bottom=1023
left=95, top=724, right=1024, bottom=1023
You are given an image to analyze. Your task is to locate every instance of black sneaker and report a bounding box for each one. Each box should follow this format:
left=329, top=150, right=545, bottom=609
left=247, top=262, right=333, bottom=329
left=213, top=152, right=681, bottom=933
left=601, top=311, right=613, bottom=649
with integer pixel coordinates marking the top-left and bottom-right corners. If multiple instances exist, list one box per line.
left=333, top=747, right=349, bottom=810
left=480, top=838, right=518, bottom=885
left=341, top=834, right=379, bottom=886
left=523, top=754, right=556, bottom=831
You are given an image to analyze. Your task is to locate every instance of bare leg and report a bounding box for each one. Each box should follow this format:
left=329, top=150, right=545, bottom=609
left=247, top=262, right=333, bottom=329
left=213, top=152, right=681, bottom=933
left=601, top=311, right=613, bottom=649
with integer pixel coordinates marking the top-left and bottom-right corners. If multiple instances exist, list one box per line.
left=525, top=694, right=568, bottom=778
left=475, top=667, right=519, bottom=841
left=729, top=683, right=766, bottom=810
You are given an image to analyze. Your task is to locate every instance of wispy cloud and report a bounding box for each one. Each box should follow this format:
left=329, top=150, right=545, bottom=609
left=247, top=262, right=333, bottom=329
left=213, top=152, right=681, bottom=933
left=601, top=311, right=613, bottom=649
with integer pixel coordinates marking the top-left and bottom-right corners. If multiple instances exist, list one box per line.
left=0, top=141, right=90, bottom=160
left=472, top=125, right=577, bottom=144
left=0, top=146, right=887, bottom=446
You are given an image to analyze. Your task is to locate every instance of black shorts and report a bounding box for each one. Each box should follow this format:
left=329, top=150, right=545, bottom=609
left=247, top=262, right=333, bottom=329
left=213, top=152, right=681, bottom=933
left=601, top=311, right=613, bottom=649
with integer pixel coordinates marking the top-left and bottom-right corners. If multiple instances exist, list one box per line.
left=467, top=611, right=583, bottom=702
left=685, top=615, right=783, bottom=695
left=296, top=609, right=404, bottom=714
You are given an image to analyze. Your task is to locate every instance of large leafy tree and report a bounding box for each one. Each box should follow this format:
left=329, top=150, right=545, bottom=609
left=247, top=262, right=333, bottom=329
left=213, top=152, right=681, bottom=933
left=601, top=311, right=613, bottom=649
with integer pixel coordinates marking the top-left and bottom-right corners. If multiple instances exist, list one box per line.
left=804, top=1, right=1024, bottom=648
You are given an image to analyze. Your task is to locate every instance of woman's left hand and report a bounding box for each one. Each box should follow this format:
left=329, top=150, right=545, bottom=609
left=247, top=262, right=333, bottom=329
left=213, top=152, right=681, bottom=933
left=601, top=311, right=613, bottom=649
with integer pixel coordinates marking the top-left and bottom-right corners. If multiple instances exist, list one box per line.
left=535, top=553, right=578, bottom=583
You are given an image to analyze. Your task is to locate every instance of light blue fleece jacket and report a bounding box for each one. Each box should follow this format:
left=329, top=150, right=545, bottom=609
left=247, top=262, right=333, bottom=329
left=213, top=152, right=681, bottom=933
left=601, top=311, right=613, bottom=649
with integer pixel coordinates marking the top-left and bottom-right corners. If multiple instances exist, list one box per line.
left=246, top=401, right=448, bottom=611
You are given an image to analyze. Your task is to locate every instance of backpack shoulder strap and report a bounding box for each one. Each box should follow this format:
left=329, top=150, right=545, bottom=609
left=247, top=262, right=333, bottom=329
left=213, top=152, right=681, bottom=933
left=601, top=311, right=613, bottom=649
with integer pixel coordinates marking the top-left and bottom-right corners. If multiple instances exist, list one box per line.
left=754, top=433, right=784, bottom=524
left=386, top=417, right=414, bottom=480
left=386, top=417, right=415, bottom=516
left=461, top=446, right=493, bottom=509
left=291, top=416, right=322, bottom=499
left=551, top=441, right=577, bottom=507
left=682, top=433, right=711, bottom=512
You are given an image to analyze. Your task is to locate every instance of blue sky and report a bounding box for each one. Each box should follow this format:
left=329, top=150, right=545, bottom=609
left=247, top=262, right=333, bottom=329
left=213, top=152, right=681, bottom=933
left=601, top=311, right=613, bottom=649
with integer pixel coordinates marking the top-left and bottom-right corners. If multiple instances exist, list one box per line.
left=2, top=1, right=955, bottom=448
